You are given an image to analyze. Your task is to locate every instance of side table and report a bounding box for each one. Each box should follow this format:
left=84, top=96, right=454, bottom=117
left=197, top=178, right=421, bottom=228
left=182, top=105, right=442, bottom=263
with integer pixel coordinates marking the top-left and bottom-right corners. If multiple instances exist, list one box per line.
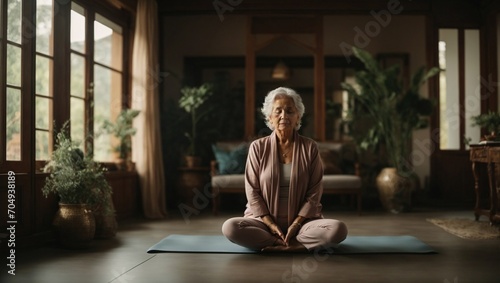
left=176, top=166, right=211, bottom=206
left=470, top=144, right=500, bottom=224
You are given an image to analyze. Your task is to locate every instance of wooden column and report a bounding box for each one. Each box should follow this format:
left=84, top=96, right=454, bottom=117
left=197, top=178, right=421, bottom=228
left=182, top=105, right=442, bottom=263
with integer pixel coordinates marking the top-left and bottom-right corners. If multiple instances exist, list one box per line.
left=314, top=16, right=325, bottom=141
left=245, top=16, right=256, bottom=139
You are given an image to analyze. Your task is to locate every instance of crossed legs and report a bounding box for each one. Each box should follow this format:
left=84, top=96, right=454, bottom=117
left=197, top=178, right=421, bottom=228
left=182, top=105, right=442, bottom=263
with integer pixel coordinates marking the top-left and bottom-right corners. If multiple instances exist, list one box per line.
left=222, top=217, right=348, bottom=252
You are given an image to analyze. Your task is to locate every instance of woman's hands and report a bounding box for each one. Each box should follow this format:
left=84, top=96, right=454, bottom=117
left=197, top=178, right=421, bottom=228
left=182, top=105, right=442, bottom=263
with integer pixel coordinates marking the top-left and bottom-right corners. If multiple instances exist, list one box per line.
left=284, top=222, right=301, bottom=245
left=261, top=215, right=285, bottom=244
left=285, top=215, right=305, bottom=244
left=260, top=215, right=308, bottom=252
left=262, top=215, right=304, bottom=246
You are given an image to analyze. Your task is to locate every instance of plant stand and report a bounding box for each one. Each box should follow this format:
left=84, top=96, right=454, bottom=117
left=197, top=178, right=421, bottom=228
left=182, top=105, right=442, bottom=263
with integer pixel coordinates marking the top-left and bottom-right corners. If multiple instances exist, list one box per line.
left=176, top=166, right=210, bottom=206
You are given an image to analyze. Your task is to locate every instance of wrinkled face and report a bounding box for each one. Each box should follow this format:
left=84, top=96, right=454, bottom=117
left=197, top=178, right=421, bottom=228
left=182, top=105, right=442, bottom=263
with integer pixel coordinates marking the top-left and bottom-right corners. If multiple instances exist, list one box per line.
left=269, top=97, right=300, bottom=131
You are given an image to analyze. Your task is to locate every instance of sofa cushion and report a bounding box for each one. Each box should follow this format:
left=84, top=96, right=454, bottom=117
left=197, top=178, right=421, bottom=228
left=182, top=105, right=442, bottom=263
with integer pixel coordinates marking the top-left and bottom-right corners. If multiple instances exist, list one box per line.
left=212, top=174, right=246, bottom=189
left=322, top=175, right=362, bottom=189
left=211, top=143, right=248, bottom=174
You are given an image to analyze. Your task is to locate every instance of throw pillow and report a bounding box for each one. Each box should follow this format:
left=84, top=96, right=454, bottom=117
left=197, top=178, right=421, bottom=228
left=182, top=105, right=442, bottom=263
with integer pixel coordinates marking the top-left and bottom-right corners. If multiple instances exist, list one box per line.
left=212, top=143, right=248, bottom=174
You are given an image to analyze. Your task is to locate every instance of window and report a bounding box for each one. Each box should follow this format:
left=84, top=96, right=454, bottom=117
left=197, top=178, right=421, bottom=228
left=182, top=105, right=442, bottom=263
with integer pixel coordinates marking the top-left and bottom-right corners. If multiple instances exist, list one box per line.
left=438, top=28, right=480, bottom=149
left=35, top=0, right=55, bottom=160
left=92, top=13, right=124, bottom=161
left=0, top=0, right=130, bottom=173
left=70, top=3, right=87, bottom=145
left=5, top=0, right=23, bottom=161
left=70, top=1, right=125, bottom=161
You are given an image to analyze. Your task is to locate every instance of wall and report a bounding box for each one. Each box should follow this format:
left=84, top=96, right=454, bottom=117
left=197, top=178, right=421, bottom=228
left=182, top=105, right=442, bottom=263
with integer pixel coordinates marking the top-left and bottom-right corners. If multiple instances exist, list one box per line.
left=161, top=15, right=246, bottom=96
left=160, top=14, right=431, bottom=187
left=323, top=15, right=429, bottom=187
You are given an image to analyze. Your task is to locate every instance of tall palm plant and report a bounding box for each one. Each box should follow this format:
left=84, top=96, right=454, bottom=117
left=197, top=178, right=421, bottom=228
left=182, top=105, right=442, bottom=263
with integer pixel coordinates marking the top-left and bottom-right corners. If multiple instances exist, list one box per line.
left=342, top=47, right=440, bottom=176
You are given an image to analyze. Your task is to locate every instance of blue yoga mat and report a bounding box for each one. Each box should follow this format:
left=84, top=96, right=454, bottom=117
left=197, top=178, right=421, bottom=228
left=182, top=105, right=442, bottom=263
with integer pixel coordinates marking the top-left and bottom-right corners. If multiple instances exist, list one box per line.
left=147, top=234, right=436, bottom=254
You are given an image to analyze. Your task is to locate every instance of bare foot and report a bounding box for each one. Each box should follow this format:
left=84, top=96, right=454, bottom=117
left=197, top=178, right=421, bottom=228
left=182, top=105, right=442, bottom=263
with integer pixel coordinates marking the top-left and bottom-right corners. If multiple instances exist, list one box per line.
left=261, top=238, right=307, bottom=253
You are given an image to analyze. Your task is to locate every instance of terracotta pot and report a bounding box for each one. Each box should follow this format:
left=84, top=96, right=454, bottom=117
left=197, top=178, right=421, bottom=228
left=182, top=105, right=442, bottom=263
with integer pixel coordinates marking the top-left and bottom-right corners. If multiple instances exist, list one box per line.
left=116, top=159, right=127, bottom=171
left=375, top=167, right=412, bottom=214
left=52, top=203, right=95, bottom=248
left=126, top=160, right=136, bottom=171
left=483, top=131, right=497, bottom=141
left=185, top=155, right=202, bottom=168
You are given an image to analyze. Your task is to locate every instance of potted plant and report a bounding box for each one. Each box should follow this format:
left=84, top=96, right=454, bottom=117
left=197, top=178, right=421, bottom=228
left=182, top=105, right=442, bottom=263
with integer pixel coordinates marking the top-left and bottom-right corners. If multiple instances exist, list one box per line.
left=342, top=47, right=440, bottom=213
left=42, top=122, right=115, bottom=247
left=178, top=83, right=213, bottom=167
left=101, top=108, right=140, bottom=171
left=471, top=111, right=500, bottom=141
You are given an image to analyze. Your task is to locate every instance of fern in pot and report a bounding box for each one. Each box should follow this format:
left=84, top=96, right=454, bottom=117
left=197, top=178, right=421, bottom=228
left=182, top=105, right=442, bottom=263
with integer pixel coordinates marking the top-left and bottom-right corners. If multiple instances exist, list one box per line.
left=42, top=122, right=115, bottom=247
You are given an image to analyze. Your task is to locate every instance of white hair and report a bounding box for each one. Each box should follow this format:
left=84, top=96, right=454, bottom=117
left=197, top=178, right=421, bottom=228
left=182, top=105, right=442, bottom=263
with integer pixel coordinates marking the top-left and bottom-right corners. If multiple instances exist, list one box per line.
left=261, top=87, right=305, bottom=131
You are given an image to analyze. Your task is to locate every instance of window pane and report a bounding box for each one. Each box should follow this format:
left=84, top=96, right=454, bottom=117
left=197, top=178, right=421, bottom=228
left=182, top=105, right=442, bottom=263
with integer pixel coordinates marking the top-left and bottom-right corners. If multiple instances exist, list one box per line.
left=36, top=130, right=50, bottom=160
left=464, top=29, right=481, bottom=146
left=93, top=130, right=112, bottom=161
left=71, top=3, right=86, bottom=53
left=35, top=55, right=53, bottom=96
left=36, top=0, right=54, bottom=55
left=71, top=53, right=86, bottom=97
left=439, top=29, right=460, bottom=150
left=93, top=65, right=118, bottom=161
left=71, top=97, right=85, bottom=144
left=94, top=14, right=122, bottom=70
left=7, top=0, right=22, bottom=44
left=6, top=87, right=21, bottom=161
left=6, top=44, right=21, bottom=86
left=36, top=96, right=50, bottom=129
left=36, top=96, right=51, bottom=161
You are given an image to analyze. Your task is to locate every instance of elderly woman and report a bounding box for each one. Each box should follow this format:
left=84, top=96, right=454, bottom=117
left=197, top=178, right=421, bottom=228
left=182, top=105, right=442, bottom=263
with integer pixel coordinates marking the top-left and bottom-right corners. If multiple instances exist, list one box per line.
left=222, top=87, right=348, bottom=252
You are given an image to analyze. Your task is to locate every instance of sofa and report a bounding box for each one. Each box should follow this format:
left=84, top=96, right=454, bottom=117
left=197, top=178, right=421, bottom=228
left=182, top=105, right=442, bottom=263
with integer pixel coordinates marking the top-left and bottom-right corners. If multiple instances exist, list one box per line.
left=210, top=141, right=362, bottom=215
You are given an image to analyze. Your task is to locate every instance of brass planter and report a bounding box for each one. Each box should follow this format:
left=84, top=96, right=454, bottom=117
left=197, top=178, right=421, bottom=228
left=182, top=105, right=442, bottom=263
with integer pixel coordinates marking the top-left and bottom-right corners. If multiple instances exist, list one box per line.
left=375, top=168, right=412, bottom=214
left=93, top=195, right=117, bottom=239
left=53, top=203, right=95, bottom=248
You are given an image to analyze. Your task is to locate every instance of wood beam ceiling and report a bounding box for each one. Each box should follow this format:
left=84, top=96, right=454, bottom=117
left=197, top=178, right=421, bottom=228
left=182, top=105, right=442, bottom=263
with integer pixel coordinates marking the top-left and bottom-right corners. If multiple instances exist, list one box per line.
left=158, top=0, right=432, bottom=16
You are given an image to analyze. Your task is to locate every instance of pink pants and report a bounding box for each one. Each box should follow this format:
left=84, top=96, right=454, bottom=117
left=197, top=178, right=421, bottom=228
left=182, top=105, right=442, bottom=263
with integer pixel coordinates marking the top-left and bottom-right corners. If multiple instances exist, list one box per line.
left=222, top=217, right=348, bottom=251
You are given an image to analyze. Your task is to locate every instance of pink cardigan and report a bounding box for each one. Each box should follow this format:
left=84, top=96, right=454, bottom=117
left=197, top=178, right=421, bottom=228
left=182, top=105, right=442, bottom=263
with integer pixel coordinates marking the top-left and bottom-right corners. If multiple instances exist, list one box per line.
left=243, top=131, right=324, bottom=226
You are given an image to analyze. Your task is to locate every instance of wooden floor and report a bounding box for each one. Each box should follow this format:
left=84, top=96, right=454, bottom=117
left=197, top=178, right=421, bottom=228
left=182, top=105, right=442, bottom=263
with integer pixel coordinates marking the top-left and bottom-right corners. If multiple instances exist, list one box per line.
left=2, top=205, right=499, bottom=283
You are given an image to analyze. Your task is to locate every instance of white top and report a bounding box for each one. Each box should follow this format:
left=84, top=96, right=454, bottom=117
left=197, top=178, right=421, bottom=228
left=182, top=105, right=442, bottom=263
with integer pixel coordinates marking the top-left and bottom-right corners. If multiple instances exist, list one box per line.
left=278, top=163, right=292, bottom=230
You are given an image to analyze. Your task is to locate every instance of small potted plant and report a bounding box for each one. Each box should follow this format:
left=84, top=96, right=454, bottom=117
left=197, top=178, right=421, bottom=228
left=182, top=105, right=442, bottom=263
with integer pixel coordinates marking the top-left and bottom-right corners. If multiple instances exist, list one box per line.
left=42, top=122, right=115, bottom=247
left=101, top=109, right=140, bottom=171
left=471, top=111, right=500, bottom=141
left=178, top=83, right=213, bottom=167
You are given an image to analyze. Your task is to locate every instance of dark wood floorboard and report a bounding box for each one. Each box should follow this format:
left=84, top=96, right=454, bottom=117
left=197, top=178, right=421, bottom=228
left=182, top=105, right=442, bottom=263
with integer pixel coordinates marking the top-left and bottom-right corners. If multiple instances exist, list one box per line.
left=2, top=206, right=499, bottom=283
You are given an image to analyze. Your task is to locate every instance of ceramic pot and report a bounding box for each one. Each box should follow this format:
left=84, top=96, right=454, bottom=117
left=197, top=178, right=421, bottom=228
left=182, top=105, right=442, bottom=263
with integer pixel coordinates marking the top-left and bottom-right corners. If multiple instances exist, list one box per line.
left=375, top=167, right=412, bottom=214
left=53, top=203, right=95, bottom=248
left=185, top=155, right=202, bottom=168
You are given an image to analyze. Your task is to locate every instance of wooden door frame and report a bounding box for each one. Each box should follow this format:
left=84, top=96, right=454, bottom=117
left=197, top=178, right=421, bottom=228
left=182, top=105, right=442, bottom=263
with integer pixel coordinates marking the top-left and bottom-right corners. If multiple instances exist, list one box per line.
left=244, top=15, right=325, bottom=140
left=428, top=11, right=498, bottom=200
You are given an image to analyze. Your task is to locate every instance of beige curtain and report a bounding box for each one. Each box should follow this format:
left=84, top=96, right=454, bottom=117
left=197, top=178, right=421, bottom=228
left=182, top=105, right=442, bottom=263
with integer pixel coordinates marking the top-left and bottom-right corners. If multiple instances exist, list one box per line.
left=131, top=0, right=167, bottom=218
